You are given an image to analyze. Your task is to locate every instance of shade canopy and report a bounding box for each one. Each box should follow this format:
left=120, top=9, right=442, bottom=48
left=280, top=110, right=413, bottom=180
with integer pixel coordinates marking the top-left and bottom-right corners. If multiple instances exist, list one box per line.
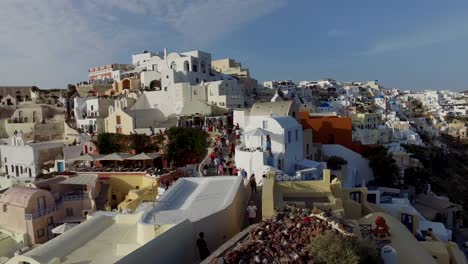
left=244, top=128, right=272, bottom=137
left=51, top=223, right=78, bottom=234
left=125, top=152, right=161, bottom=161
left=66, top=154, right=101, bottom=163
left=96, top=153, right=132, bottom=161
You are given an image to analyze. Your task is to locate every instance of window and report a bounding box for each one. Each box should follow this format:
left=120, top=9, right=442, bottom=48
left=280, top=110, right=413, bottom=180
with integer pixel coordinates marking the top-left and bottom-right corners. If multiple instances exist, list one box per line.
left=306, top=144, right=310, bottom=154
left=37, top=196, right=46, bottom=211
left=2, top=204, right=7, bottom=213
left=66, top=208, right=74, bottom=217
left=116, top=115, right=121, bottom=125
left=262, top=120, right=267, bottom=129
left=295, top=129, right=299, bottom=142
left=15, top=166, right=19, bottom=177
left=193, top=90, right=198, bottom=95
left=170, top=62, right=177, bottom=71
left=90, top=105, right=94, bottom=111
left=192, top=60, right=198, bottom=72
left=37, top=228, right=45, bottom=238
left=4, top=157, right=6, bottom=163
left=11, top=165, right=14, bottom=172
left=136, top=186, right=139, bottom=189
left=196, top=78, right=199, bottom=83
left=47, top=216, right=53, bottom=225
left=201, top=61, right=206, bottom=73
left=28, top=168, right=32, bottom=177
left=20, top=167, right=23, bottom=174
left=152, top=64, right=158, bottom=71
left=350, top=191, right=361, bottom=203
left=287, top=131, right=291, bottom=144
left=164, top=87, right=167, bottom=91
left=5, top=166, right=8, bottom=174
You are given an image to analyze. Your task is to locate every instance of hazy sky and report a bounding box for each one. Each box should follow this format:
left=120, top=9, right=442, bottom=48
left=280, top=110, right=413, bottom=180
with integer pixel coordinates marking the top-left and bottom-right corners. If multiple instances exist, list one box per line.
left=1, top=0, right=468, bottom=91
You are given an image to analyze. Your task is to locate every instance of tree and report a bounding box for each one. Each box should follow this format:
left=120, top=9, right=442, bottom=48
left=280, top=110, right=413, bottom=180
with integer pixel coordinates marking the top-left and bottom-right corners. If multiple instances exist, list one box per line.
left=326, top=156, right=348, bottom=170
left=308, top=231, right=381, bottom=264
left=404, top=167, right=430, bottom=194
left=96, top=133, right=123, bottom=154
left=363, top=146, right=400, bottom=188
left=164, top=127, right=208, bottom=166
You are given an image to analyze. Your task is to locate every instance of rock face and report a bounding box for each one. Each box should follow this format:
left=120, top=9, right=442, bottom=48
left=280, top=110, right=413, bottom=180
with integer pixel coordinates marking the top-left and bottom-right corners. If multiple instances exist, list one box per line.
left=212, top=207, right=355, bottom=264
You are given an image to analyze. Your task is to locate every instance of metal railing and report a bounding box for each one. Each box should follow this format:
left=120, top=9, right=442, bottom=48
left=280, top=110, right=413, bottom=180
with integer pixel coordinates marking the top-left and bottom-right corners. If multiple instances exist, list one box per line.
left=62, top=194, right=86, bottom=201
left=25, top=203, right=63, bottom=220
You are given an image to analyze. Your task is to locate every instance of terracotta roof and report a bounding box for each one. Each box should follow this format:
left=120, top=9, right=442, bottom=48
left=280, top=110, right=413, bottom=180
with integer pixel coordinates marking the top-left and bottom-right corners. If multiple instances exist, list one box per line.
left=0, top=187, right=43, bottom=208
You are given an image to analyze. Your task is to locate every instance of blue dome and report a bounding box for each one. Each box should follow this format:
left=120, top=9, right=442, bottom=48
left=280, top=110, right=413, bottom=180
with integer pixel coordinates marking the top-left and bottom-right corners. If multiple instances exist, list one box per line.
left=320, top=102, right=330, bottom=107
left=376, top=95, right=384, bottom=99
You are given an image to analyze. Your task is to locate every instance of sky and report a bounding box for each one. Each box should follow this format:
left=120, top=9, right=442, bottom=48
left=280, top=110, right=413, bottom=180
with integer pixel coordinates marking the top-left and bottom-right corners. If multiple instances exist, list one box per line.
left=1, top=0, right=468, bottom=91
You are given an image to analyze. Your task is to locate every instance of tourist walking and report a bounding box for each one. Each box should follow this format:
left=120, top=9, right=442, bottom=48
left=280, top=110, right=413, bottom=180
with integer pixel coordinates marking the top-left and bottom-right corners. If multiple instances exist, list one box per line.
left=249, top=174, right=257, bottom=193
left=246, top=201, right=257, bottom=225
left=196, top=232, right=211, bottom=261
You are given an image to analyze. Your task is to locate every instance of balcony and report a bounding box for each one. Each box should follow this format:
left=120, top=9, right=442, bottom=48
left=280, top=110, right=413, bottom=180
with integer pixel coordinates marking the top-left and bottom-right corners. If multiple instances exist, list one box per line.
left=62, top=194, right=86, bottom=201
left=8, top=117, right=30, bottom=124
left=25, top=202, right=63, bottom=220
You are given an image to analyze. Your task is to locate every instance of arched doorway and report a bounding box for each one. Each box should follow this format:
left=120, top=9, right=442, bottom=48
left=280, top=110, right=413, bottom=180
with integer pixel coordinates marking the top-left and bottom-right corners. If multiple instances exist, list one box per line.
left=122, top=79, right=131, bottom=90
left=150, top=80, right=161, bottom=90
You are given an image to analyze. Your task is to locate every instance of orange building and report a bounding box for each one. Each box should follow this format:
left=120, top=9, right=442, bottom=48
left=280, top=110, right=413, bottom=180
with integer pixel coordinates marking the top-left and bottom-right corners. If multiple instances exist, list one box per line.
left=299, top=112, right=372, bottom=154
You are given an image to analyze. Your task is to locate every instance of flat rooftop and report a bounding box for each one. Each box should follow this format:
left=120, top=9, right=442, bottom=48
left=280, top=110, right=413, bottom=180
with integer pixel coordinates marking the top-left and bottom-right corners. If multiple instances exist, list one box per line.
left=142, top=177, right=242, bottom=225
left=61, top=222, right=139, bottom=264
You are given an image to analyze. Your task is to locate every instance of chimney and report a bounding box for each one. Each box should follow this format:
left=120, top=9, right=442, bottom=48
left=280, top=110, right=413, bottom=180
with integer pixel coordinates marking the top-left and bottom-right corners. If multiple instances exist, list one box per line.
left=164, top=48, right=168, bottom=62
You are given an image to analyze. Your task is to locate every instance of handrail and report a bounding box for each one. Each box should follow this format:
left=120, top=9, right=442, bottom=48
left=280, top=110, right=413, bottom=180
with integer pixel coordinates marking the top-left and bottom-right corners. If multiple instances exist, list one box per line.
left=25, top=202, right=63, bottom=220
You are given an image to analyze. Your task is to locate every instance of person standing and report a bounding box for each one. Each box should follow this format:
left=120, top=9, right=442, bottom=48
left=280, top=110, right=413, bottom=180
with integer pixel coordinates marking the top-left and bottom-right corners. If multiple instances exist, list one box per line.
left=249, top=174, right=257, bottom=193
left=241, top=169, right=247, bottom=179
left=196, top=232, right=211, bottom=261
left=218, top=163, right=224, bottom=176
left=246, top=201, right=257, bottom=225
left=230, top=142, right=235, bottom=156
left=209, top=151, right=215, bottom=167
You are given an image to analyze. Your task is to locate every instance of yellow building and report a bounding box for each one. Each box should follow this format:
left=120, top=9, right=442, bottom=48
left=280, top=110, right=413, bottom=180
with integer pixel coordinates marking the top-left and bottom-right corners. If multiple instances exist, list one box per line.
left=103, top=105, right=134, bottom=135
left=447, top=119, right=467, bottom=139
left=109, top=77, right=141, bottom=95
left=101, top=174, right=158, bottom=212
left=212, top=58, right=249, bottom=78
left=350, top=112, right=383, bottom=129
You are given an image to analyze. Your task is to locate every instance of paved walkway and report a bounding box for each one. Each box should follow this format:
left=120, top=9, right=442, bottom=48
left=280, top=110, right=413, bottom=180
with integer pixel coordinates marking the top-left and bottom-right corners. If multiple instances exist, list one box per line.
left=202, top=128, right=263, bottom=231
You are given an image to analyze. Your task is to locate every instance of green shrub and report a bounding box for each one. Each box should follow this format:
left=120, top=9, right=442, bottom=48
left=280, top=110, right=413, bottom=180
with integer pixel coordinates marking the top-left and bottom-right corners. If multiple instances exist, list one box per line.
left=308, top=231, right=381, bottom=264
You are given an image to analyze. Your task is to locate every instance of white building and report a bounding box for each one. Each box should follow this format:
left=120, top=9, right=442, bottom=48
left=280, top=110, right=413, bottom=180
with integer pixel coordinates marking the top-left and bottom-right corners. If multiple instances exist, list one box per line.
left=0, top=133, right=64, bottom=179
left=130, top=49, right=244, bottom=118
left=73, top=97, right=116, bottom=133
left=234, top=107, right=323, bottom=184
left=263, top=80, right=296, bottom=90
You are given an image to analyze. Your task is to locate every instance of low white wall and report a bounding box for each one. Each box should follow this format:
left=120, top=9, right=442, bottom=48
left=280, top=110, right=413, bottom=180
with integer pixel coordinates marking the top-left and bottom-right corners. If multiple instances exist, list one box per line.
left=117, top=220, right=193, bottom=264
left=322, top=144, right=373, bottom=187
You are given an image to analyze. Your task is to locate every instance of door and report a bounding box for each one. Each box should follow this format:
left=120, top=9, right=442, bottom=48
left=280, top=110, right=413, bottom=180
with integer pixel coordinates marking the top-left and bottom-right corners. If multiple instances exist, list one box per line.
left=401, top=213, right=414, bottom=233
left=47, top=225, right=54, bottom=240
left=57, top=162, right=64, bottom=173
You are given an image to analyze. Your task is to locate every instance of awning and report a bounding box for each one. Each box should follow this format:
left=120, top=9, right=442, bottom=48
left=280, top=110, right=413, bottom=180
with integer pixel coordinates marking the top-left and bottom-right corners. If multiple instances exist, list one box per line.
left=66, top=154, right=102, bottom=162
left=244, top=128, right=272, bottom=137
left=96, top=153, right=132, bottom=161
left=296, top=159, right=322, bottom=169
left=51, top=223, right=79, bottom=234
left=59, top=174, right=98, bottom=186
left=126, top=152, right=161, bottom=161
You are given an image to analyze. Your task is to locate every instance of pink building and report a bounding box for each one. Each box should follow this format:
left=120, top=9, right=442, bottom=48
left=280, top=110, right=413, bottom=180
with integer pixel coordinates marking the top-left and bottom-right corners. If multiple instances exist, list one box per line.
left=0, top=174, right=101, bottom=248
